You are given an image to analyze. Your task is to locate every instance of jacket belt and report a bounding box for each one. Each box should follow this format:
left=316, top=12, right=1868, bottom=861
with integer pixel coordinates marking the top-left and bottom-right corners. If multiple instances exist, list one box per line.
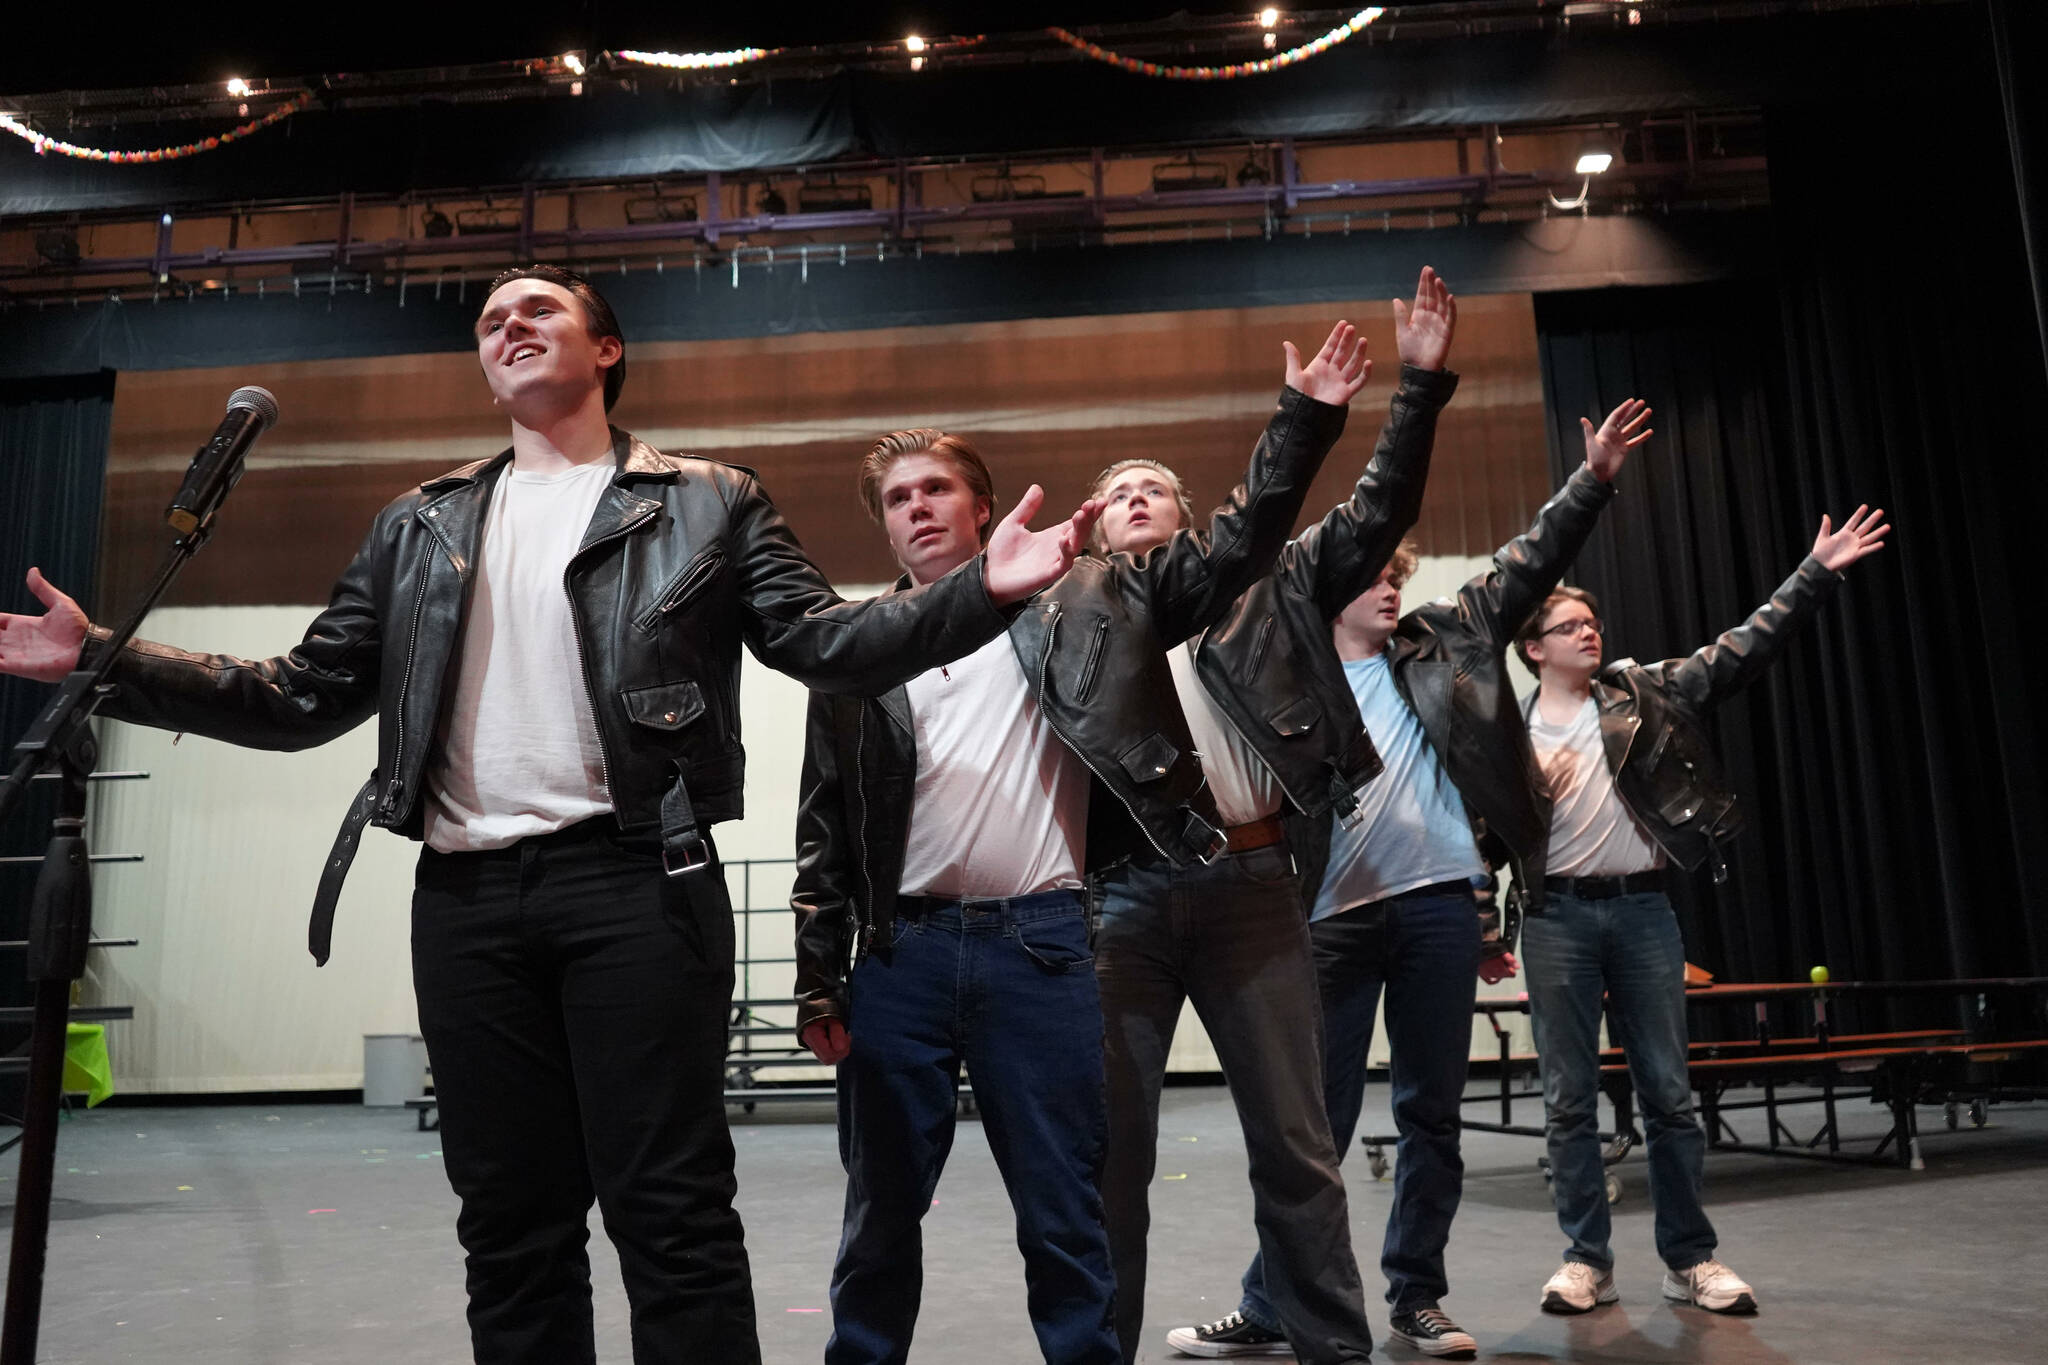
left=309, top=774, right=379, bottom=965
left=659, top=762, right=711, bottom=877
left=1222, top=813, right=1287, bottom=854
left=1550, top=869, right=1668, bottom=900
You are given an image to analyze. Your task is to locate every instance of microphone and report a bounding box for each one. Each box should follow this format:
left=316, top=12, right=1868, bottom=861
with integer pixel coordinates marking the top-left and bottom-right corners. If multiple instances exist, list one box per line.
left=165, top=385, right=279, bottom=536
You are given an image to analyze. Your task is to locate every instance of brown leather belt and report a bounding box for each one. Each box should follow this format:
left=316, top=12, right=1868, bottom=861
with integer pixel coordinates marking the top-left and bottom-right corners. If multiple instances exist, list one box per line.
left=1222, top=813, right=1287, bottom=854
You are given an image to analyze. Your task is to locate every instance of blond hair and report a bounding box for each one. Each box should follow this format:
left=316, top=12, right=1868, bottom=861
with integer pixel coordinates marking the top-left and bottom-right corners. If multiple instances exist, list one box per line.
left=858, top=429, right=997, bottom=545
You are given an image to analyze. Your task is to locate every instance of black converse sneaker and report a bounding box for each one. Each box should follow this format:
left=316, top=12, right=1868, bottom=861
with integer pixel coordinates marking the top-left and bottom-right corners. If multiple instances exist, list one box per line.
left=1164, top=1311, right=1295, bottom=1358
left=1388, top=1305, right=1478, bottom=1359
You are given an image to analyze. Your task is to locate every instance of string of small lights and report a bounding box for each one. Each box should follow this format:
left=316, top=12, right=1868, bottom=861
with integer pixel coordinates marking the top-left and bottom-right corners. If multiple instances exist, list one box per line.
left=0, top=92, right=312, bottom=163
left=1047, top=9, right=1385, bottom=79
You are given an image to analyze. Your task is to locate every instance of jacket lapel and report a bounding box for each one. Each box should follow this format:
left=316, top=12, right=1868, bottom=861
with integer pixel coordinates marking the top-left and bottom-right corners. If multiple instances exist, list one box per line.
left=1594, top=677, right=1640, bottom=773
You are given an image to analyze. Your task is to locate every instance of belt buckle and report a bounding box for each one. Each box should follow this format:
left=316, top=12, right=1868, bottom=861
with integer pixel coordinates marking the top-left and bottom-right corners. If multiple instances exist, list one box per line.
left=1198, top=828, right=1229, bottom=866
left=662, top=835, right=711, bottom=878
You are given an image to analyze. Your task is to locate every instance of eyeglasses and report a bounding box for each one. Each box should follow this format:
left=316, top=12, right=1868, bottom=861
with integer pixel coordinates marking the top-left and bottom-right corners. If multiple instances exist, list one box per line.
left=1538, top=617, right=1603, bottom=640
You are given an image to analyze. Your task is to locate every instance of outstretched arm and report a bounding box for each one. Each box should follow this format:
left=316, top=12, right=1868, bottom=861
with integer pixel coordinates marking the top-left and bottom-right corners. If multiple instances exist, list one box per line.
left=1281, top=267, right=1463, bottom=618
left=737, top=473, right=1095, bottom=697
left=3, top=536, right=384, bottom=752
left=1435, top=400, right=1646, bottom=650
left=1130, top=321, right=1366, bottom=641
left=1659, top=505, right=1889, bottom=711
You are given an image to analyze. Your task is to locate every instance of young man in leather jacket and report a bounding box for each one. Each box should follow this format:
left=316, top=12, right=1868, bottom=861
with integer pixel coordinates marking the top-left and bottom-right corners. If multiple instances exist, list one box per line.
left=0, top=266, right=1100, bottom=1365
left=790, top=322, right=1371, bottom=1365
left=1169, top=384, right=1648, bottom=1360
left=1087, top=269, right=1459, bottom=1365
left=1512, top=504, right=1889, bottom=1318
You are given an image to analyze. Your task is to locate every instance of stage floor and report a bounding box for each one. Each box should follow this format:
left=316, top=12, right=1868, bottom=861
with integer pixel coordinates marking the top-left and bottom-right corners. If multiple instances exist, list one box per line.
left=4, top=1083, right=2044, bottom=1363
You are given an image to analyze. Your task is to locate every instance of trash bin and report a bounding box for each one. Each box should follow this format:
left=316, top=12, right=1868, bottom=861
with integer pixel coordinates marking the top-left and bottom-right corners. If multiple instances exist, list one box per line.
left=363, top=1033, right=428, bottom=1107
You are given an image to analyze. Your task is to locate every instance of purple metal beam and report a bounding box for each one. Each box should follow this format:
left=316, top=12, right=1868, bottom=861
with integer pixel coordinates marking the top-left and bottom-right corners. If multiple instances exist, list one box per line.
left=0, top=159, right=1767, bottom=286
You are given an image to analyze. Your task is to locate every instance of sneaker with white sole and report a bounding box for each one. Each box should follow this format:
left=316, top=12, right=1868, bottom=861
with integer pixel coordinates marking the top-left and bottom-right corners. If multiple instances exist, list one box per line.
left=1540, top=1261, right=1619, bottom=1314
left=1388, top=1304, right=1477, bottom=1358
left=1164, top=1310, right=1295, bottom=1358
left=1662, top=1258, right=1757, bottom=1314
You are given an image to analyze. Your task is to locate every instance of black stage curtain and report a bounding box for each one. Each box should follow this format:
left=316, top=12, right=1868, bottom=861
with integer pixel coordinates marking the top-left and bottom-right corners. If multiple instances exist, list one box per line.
left=1532, top=54, right=2048, bottom=1006
left=0, top=372, right=115, bottom=1031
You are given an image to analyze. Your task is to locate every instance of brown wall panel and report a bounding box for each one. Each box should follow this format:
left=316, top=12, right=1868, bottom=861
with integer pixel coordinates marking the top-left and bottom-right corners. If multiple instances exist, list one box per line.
left=99, top=294, right=1551, bottom=610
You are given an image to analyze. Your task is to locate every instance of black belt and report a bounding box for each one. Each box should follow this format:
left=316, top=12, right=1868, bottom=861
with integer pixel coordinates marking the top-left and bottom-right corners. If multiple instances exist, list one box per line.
left=1551, top=870, right=1668, bottom=900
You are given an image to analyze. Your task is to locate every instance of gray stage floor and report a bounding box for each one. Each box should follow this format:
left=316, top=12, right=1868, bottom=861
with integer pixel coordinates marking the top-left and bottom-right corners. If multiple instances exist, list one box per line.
left=4, top=1084, right=2045, bottom=1364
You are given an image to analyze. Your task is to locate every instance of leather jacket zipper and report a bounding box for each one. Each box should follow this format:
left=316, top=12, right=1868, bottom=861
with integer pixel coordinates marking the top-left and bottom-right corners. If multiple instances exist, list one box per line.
left=563, top=501, right=662, bottom=797
left=634, top=546, right=727, bottom=632
left=1031, top=604, right=1173, bottom=861
left=853, top=705, right=877, bottom=965
left=383, top=548, right=437, bottom=817
left=1075, top=615, right=1110, bottom=701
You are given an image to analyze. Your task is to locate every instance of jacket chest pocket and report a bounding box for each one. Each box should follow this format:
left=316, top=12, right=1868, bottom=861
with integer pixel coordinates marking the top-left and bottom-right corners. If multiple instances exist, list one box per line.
left=635, top=547, right=727, bottom=633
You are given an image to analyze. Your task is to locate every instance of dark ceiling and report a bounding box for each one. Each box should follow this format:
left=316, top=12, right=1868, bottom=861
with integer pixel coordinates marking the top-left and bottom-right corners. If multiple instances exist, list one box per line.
left=7, top=4, right=1479, bottom=97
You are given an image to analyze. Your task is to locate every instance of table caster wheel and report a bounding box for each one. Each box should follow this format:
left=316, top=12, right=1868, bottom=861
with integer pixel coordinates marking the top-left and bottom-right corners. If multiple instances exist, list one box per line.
left=1945, top=1102, right=1960, bottom=1131
left=1971, top=1099, right=1989, bottom=1128
left=1366, top=1144, right=1390, bottom=1181
left=1605, top=1172, right=1623, bottom=1205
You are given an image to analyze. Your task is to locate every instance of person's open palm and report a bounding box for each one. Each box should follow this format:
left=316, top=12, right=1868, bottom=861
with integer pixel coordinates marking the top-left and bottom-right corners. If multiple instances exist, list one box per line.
left=0, top=568, right=89, bottom=683
left=1284, top=321, right=1371, bottom=407
left=1393, top=266, right=1457, bottom=372
left=1582, top=399, right=1652, bottom=482
left=1812, top=504, right=1889, bottom=572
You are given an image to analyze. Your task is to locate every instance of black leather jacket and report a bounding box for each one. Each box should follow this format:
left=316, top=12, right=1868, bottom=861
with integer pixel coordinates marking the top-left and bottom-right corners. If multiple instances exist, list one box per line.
left=1530, top=556, right=1843, bottom=881
left=82, top=429, right=1014, bottom=962
left=792, top=386, right=1350, bottom=1034
left=1291, top=465, right=1618, bottom=953
left=1188, top=365, right=1459, bottom=824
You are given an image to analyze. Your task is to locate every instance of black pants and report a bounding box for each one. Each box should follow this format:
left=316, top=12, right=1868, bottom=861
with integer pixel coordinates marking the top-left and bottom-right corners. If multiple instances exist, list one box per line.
left=412, top=818, right=758, bottom=1365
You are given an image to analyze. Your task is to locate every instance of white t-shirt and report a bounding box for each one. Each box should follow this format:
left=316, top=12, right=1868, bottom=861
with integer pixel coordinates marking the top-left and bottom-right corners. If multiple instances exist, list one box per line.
left=424, top=461, right=616, bottom=853
left=897, top=633, right=1090, bottom=899
left=1168, top=643, right=1284, bottom=827
left=1527, top=694, right=1665, bottom=877
left=1313, top=652, right=1486, bottom=921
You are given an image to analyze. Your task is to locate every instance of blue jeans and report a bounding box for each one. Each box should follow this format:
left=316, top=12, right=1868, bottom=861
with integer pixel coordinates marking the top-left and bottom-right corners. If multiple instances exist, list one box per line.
left=1096, top=845, right=1372, bottom=1365
left=1240, top=884, right=1480, bottom=1324
left=827, top=891, right=1119, bottom=1365
left=1521, top=890, right=1716, bottom=1273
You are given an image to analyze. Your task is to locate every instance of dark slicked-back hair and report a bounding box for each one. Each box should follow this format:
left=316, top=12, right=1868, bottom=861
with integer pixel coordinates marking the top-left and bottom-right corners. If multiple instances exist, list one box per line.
left=482, top=264, right=627, bottom=411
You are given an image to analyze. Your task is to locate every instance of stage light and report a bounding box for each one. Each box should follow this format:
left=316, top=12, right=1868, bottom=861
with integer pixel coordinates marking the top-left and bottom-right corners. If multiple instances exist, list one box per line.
left=226, top=77, right=251, bottom=97
left=1259, top=7, right=1280, bottom=27
left=910, top=56, right=925, bottom=72
left=422, top=209, right=454, bottom=239
left=905, top=34, right=927, bottom=53
left=1575, top=149, right=1613, bottom=175
left=758, top=185, right=789, bottom=216
left=561, top=52, right=586, bottom=76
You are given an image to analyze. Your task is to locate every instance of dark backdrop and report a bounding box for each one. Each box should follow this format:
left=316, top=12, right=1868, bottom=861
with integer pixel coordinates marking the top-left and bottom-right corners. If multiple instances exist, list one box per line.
left=1530, top=48, right=2048, bottom=1018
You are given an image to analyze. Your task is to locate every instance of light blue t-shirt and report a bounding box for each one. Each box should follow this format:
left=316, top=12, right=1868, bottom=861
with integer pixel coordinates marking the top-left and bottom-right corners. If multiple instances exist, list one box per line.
left=1311, top=653, right=1487, bottom=922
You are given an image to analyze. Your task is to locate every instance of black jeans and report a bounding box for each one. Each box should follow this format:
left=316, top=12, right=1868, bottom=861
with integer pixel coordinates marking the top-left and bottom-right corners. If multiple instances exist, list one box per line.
left=411, top=818, right=758, bottom=1365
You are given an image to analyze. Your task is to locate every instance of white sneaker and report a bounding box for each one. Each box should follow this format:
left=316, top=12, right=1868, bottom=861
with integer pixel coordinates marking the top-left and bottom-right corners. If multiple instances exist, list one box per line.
left=1662, top=1258, right=1757, bottom=1314
left=1540, top=1261, right=1619, bottom=1314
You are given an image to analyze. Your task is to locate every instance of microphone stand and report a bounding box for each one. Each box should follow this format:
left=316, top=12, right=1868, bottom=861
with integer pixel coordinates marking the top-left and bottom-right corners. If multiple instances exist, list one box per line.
left=0, top=516, right=223, bottom=1365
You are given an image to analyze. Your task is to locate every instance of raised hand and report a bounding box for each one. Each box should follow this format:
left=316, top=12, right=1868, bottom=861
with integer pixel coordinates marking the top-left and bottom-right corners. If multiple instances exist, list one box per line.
left=1582, top=398, right=1653, bottom=483
left=801, top=1017, right=851, bottom=1065
left=1811, top=504, right=1889, bottom=572
left=0, top=568, right=89, bottom=683
left=1393, top=265, right=1457, bottom=372
left=1283, top=320, right=1372, bottom=407
left=982, top=484, right=1105, bottom=606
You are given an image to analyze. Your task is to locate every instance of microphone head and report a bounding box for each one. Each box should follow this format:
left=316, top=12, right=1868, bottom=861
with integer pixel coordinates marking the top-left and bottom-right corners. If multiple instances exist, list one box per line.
left=226, top=385, right=280, bottom=431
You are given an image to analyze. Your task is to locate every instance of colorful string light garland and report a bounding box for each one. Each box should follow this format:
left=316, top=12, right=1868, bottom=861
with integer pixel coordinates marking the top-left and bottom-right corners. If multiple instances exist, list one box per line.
left=1048, top=8, right=1385, bottom=79
left=0, top=92, right=313, bottom=164
left=613, top=47, right=772, bottom=71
